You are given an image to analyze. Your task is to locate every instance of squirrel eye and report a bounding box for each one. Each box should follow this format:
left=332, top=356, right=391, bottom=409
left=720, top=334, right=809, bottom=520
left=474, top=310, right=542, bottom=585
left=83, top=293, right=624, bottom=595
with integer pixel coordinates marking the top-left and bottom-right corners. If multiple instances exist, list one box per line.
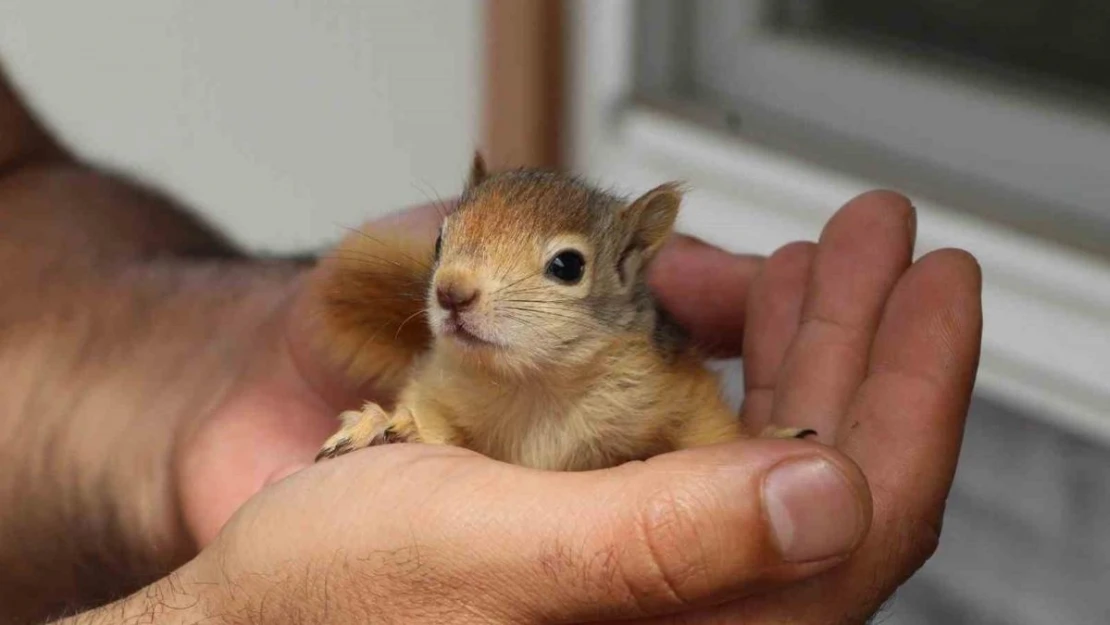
left=546, top=250, right=586, bottom=284
left=434, top=233, right=443, bottom=261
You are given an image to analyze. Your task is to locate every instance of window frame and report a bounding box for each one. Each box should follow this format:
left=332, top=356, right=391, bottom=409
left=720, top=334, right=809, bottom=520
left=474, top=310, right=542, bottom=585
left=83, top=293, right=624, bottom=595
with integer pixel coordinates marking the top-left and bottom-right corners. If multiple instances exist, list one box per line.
left=566, top=0, right=1110, bottom=444
left=634, top=0, right=1110, bottom=258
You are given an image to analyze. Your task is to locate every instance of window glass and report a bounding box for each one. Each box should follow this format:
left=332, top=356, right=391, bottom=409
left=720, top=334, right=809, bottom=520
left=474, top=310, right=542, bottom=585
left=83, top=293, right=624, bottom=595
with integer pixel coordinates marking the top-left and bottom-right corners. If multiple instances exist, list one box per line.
left=771, top=0, right=1110, bottom=97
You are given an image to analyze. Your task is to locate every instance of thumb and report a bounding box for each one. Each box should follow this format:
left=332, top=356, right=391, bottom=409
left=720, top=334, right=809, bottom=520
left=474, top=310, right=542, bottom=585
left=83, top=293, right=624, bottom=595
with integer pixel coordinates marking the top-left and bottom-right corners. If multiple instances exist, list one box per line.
left=479, top=440, right=871, bottom=623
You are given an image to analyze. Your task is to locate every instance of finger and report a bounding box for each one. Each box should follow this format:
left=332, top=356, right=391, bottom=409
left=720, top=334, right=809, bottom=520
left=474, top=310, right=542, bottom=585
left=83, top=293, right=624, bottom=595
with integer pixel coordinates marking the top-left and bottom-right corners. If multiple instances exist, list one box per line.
left=740, top=241, right=816, bottom=430
left=770, top=190, right=915, bottom=442
left=449, top=441, right=873, bottom=623
left=683, top=249, right=982, bottom=624
left=649, top=234, right=764, bottom=357
left=842, top=248, right=982, bottom=527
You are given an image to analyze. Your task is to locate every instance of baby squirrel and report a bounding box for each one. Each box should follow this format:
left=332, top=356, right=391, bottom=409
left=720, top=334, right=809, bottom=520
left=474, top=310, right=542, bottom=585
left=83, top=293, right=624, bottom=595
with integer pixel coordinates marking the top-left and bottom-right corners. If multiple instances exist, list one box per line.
left=313, top=154, right=814, bottom=471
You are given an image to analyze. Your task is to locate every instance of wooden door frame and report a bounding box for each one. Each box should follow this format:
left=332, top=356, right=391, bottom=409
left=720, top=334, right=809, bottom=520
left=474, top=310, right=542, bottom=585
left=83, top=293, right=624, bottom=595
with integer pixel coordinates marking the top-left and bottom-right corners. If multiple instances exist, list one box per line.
left=481, top=0, right=566, bottom=171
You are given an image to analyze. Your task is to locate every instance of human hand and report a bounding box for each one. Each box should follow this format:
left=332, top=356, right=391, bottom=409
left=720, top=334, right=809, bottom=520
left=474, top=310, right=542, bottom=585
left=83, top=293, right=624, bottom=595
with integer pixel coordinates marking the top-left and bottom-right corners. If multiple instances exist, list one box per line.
left=175, top=197, right=771, bottom=547
left=175, top=189, right=981, bottom=624
left=647, top=190, right=982, bottom=622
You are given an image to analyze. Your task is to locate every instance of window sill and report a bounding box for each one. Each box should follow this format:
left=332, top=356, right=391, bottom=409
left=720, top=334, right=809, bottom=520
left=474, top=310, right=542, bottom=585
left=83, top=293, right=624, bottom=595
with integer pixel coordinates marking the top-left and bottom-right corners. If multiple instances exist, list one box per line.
left=592, top=106, right=1110, bottom=445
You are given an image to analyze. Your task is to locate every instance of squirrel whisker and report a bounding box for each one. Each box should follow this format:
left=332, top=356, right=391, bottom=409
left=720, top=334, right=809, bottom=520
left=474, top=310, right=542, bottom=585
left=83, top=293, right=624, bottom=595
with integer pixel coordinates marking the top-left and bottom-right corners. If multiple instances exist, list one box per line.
left=339, top=226, right=434, bottom=272
left=313, top=158, right=805, bottom=471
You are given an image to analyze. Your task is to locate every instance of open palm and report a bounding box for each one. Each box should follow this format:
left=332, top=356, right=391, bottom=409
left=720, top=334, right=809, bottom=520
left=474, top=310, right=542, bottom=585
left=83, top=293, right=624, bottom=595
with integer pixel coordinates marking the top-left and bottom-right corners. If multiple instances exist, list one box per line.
left=177, top=190, right=981, bottom=624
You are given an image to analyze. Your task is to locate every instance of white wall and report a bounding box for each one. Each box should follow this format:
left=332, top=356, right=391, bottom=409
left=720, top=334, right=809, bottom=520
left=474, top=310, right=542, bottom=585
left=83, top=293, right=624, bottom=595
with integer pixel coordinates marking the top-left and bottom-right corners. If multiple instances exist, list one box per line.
left=0, top=1, right=482, bottom=252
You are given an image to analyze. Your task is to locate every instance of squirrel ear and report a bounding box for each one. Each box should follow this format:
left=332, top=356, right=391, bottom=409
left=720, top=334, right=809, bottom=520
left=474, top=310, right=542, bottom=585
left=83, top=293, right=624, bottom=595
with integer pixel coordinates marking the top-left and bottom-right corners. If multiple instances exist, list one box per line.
left=467, top=150, right=488, bottom=188
left=623, top=182, right=683, bottom=256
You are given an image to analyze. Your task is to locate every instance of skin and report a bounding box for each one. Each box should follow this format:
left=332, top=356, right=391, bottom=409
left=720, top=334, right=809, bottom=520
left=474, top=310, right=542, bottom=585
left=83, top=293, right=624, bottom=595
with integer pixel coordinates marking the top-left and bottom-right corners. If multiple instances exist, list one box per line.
left=0, top=57, right=981, bottom=625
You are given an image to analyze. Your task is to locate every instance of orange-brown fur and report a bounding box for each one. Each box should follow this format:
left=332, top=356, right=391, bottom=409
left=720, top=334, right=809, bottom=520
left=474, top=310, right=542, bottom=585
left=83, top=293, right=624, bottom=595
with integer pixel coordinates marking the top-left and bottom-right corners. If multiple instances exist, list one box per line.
left=315, top=154, right=809, bottom=470
left=309, top=224, right=434, bottom=400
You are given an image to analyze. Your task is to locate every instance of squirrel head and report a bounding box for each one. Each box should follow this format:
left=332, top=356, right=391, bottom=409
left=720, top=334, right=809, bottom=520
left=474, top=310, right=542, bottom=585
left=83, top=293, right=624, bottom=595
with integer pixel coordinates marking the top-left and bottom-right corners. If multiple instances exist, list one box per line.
left=427, top=152, right=684, bottom=377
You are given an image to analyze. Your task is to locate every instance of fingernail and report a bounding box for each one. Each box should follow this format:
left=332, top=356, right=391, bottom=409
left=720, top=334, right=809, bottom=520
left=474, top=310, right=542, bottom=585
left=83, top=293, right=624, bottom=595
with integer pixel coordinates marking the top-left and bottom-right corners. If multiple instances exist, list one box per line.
left=763, top=457, right=864, bottom=563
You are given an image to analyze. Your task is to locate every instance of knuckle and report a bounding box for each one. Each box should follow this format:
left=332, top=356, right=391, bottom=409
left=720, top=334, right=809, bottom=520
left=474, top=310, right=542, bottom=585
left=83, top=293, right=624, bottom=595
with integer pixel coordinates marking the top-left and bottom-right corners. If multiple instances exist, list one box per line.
left=620, top=485, right=715, bottom=611
left=800, top=310, right=870, bottom=344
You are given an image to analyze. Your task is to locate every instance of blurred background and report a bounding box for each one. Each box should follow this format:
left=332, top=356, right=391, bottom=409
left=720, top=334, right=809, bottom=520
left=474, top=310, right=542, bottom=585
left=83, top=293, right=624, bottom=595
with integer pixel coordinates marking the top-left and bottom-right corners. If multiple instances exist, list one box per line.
left=0, top=1, right=484, bottom=252
left=2, top=1, right=1108, bottom=623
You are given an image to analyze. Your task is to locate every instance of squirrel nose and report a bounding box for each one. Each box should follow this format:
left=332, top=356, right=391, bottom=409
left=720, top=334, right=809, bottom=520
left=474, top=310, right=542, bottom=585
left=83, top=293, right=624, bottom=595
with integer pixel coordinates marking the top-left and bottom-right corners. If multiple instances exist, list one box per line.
left=436, top=283, right=478, bottom=312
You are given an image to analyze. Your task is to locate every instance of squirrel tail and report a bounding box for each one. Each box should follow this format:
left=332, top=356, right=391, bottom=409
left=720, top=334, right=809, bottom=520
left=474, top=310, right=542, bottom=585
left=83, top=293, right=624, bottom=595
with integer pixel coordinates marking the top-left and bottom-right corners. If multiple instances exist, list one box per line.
left=309, top=225, right=435, bottom=398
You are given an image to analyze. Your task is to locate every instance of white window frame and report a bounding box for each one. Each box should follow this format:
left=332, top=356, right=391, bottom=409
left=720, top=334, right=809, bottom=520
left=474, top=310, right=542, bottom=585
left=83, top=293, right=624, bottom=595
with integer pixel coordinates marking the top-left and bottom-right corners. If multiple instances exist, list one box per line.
left=674, top=0, right=1110, bottom=241
left=566, top=0, right=1110, bottom=444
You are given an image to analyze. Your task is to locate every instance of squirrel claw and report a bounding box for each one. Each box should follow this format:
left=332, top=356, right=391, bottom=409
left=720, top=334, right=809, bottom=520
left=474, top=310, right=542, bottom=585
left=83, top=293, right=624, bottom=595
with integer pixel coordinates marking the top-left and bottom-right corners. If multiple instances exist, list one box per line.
left=315, top=406, right=393, bottom=462
left=315, top=436, right=352, bottom=462
left=760, top=425, right=819, bottom=441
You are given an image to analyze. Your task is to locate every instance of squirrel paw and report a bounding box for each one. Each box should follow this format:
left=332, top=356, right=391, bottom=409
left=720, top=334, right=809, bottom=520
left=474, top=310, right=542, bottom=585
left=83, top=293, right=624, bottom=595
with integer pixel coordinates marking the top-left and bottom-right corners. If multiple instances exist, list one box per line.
left=316, top=404, right=403, bottom=462
left=760, top=425, right=818, bottom=440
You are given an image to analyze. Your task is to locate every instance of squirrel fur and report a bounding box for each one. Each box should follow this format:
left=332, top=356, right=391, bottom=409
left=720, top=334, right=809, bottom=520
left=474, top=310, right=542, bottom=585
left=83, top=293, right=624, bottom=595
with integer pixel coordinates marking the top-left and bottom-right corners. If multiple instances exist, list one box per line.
left=313, top=154, right=812, bottom=471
